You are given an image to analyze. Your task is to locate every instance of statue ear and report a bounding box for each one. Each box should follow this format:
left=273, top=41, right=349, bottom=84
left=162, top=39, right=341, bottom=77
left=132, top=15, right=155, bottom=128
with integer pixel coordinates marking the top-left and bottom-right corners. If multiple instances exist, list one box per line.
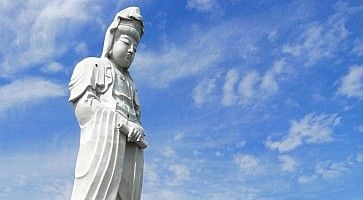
left=109, top=49, right=113, bottom=56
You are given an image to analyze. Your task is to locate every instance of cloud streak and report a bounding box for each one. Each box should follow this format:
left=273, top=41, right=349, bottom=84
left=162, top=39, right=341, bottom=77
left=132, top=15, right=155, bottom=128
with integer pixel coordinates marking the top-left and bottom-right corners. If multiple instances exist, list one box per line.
left=337, top=65, right=363, bottom=99
left=266, top=113, right=340, bottom=153
left=132, top=16, right=276, bottom=88
left=0, top=77, right=66, bottom=114
left=0, top=0, right=100, bottom=77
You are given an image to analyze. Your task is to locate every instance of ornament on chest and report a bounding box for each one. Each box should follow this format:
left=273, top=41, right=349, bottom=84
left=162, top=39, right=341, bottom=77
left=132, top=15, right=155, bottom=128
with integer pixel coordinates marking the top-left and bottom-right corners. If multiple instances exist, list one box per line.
left=113, top=73, right=134, bottom=103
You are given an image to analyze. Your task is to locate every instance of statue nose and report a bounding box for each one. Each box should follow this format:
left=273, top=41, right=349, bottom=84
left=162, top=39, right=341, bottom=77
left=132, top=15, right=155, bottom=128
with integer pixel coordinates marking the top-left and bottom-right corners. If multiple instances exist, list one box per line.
left=127, top=47, right=134, bottom=55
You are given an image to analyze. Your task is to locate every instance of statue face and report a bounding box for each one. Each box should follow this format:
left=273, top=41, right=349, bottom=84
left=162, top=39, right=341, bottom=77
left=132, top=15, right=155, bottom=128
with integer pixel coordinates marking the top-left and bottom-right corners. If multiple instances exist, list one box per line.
left=110, top=34, right=138, bottom=68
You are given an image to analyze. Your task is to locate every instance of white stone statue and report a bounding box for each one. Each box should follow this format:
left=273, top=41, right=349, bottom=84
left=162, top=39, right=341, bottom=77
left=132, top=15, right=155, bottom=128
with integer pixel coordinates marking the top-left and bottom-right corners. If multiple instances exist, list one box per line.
left=68, top=7, right=147, bottom=200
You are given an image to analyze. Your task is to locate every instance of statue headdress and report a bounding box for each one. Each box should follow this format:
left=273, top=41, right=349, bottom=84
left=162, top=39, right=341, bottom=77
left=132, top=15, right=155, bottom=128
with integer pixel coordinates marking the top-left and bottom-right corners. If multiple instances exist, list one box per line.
left=101, top=7, right=144, bottom=58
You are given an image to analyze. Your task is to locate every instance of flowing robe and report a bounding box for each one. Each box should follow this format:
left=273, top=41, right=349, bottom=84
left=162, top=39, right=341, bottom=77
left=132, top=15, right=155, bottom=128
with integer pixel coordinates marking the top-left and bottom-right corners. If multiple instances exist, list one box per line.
left=69, top=57, right=144, bottom=200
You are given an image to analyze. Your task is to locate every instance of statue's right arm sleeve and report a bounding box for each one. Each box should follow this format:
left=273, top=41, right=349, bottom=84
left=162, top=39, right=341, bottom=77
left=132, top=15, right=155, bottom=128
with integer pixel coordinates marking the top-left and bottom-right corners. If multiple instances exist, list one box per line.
left=68, top=57, right=105, bottom=127
left=73, top=87, right=102, bottom=127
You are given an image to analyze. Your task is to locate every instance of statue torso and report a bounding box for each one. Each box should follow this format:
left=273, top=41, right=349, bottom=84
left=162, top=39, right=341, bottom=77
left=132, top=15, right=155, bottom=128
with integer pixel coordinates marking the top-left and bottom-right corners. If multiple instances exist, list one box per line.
left=98, top=59, right=140, bottom=123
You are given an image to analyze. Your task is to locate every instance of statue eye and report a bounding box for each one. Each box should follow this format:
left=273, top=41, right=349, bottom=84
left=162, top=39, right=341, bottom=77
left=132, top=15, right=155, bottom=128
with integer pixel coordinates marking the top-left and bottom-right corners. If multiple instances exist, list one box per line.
left=119, top=38, right=131, bottom=45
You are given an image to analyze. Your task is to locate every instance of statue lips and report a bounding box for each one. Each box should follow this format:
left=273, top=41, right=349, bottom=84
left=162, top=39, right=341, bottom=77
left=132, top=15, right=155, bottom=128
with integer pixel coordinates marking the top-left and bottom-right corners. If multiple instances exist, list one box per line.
left=125, top=52, right=133, bottom=62
left=126, top=54, right=131, bottom=60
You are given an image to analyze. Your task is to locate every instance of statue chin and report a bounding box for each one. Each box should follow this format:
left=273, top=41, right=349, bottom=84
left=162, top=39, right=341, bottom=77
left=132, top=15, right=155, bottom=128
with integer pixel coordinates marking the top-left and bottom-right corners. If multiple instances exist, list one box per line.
left=111, top=58, right=131, bottom=69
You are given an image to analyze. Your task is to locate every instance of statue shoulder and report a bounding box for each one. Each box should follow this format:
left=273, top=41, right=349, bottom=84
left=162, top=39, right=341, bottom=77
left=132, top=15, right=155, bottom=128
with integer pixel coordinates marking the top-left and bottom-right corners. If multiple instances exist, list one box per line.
left=68, top=57, right=114, bottom=102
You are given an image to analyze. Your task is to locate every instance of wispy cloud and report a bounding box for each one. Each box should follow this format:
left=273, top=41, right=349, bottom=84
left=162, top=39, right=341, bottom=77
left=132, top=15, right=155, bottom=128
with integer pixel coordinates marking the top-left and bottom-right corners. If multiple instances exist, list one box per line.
left=297, top=174, right=318, bottom=184
left=40, top=62, right=66, bottom=74
left=219, top=59, right=288, bottom=106
left=0, top=0, right=100, bottom=77
left=315, top=161, right=349, bottom=180
left=356, top=153, right=363, bottom=163
left=337, top=65, right=363, bottom=99
left=74, top=42, right=89, bottom=56
left=282, top=2, right=361, bottom=67
left=239, top=59, right=287, bottom=106
left=0, top=149, right=76, bottom=200
left=144, top=163, right=160, bottom=187
left=234, top=154, right=262, bottom=175
left=186, top=0, right=219, bottom=13
left=132, top=16, right=276, bottom=88
left=191, top=58, right=288, bottom=107
left=266, top=113, right=341, bottom=153
left=278, top=155, right=297, bottom=172
left=0, top=77, right=66, bottom=115
left=192, top=77, right=216, bottom=105
left=160, top=146, right=176, bottom=158
left=132, top=21, right=238, bottom=88
left=206, top=186, right=260, bottom=200
left=221, top=69, right=239, bottom=106
left=299, top=161, right=349, bottom=185
left=356, top=125, right=363, bottom=133
left=167, top=164, right=191, bottom=186
left=142, top=190, right=195, bottom=200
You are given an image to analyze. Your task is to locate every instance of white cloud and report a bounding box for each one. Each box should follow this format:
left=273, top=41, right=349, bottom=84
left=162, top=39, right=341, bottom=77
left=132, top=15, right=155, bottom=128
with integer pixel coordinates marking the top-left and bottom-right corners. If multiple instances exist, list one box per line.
left=298, top=175, right=318, bottom=184
left=40, top=62, right=65, bottom=74
left=186, top=0, right=219, bottom=13
left=266, top=113, right=340, bottom=152
left=260, top=59, right=286, bottom=94
left=337, top=66, right=363, bottom=99
left=238, top=71, right=260, bottom=103
left=132, top=22, right=236, bottom=88
left=221, top=59, right=287, bottom=106
left=215, top=151, right=223, bottom=157
left=144, top=163, right=160, bottom=187
left=356, top=153, right=363, bottom=163
left=234, top=154, right=260, bottom=174
left=207, top=186, right=260, bottom=200
left=278, top=155, right=297, bottom=172
left=192, top=77, right=216, bottom=105
left=75, top=42, right=88, bottom=56
left=282, top=2, right=354, bottom=66
left=221, top=69, right=239, bottom=106
left=315, top=162, right=349, bottom=180
left=356, top=125, right=363, bottom=133
left=132, top=17, right=275, bottom=88
left=35, top=179, right=73, bottom=200
left=236, top=140, right=247, bottom=148
left=0, top=0, right=100, bottom=77
left=173, top=132, right=185, bottom=141
left=298, top=161, right=349, bottom=184
left=161, top=146, right=176, bottom=158
left=167, top=164, right=191, bottom=186
left=0, top=149, right=76, bottom=200
left=0, top=77, right=66, bottom=114
left=143, top=190, right=193, bottom=200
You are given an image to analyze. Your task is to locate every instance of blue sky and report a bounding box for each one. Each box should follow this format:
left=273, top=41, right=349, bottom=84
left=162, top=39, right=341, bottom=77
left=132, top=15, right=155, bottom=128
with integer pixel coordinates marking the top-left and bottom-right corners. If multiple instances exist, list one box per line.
left=1, top=0, right=363, bottom=199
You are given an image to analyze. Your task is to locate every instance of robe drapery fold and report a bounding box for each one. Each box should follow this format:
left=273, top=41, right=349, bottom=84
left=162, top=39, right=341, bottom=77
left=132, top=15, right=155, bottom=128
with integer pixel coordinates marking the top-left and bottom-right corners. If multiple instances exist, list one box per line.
left=71, top=108, right=143, bottom=200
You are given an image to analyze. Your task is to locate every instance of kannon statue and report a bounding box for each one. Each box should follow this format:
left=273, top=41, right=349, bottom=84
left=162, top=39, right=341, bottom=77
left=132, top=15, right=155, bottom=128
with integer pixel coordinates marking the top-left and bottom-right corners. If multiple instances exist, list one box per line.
left=68, top=7, right=147, bottom=200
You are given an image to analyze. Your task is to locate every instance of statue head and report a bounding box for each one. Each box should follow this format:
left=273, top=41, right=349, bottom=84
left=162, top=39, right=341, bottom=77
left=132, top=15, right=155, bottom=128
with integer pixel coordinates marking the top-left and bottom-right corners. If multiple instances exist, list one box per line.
left=101, top=7, right=144, bottom=69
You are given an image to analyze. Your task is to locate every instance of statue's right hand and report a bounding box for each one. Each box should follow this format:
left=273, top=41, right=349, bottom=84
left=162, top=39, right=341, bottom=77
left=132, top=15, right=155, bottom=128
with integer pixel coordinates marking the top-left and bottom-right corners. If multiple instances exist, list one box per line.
left=127, top=122, right=144, bottom=142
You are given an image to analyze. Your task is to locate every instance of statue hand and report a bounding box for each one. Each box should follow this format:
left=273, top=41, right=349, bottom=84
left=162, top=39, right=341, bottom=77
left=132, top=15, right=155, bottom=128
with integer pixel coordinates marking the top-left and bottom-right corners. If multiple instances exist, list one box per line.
left=127, top=122, right=144, bottom=142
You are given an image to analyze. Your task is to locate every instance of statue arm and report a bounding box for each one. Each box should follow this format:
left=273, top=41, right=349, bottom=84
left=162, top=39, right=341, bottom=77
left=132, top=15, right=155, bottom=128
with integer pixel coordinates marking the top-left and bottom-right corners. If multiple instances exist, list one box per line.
left=69, top=57, right=116, bottom=127
left=72, top=87, right=102, bottom=127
